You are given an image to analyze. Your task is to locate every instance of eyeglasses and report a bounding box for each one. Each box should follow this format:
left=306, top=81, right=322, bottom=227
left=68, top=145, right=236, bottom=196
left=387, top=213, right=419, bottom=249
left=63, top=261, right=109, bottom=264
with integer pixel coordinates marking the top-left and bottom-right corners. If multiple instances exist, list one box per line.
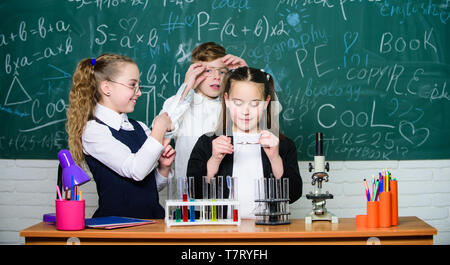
left=203, top=67, right=228, bottom=77
left=108, top=79, right=141, bottom=94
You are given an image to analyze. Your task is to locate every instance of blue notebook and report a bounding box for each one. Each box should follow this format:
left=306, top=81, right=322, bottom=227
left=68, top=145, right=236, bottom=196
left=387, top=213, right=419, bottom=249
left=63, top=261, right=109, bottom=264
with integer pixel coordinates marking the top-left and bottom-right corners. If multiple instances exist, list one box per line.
left=85, top=216, right=155, bottom=229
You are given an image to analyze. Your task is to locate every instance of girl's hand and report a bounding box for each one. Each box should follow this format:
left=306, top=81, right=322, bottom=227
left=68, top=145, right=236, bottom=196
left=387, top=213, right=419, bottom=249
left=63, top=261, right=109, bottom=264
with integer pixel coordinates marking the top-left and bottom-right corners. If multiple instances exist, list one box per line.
left=221, top=54, right=247, bottom=70
left=211, top=135, right=233, bottom=161
left=207, top=135, right=233, bottom=181
left=151, top=113, right=173, bottom=144
left=153, top=112, right=173, bottom=132
left=181, top=63, right=206, bottom=100
left=259, top=130, right=284, bottom=179
left=259, top=130, right=280, bottom=162
left=158, top=138, right=176, bottom=177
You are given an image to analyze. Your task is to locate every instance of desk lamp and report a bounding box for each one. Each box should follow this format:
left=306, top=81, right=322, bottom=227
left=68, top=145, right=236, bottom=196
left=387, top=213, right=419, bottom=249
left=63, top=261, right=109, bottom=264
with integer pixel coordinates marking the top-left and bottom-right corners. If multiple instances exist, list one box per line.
left=43, top=150, right=90, bottom=223
left=58, top=149, right=90, bottom=190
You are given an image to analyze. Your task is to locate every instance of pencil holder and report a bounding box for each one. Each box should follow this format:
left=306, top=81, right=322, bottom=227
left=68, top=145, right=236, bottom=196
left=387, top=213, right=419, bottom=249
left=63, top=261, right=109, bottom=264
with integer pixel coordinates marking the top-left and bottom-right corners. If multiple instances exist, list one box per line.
left=55, top=199, right=85, bottom=231
left=355, top=214, right=367, bottom=229
left=390, top=180, right=398, bottom=226
left=379, top=191, right=391, bottom=228
left=366, top=201, right=379, bottom=228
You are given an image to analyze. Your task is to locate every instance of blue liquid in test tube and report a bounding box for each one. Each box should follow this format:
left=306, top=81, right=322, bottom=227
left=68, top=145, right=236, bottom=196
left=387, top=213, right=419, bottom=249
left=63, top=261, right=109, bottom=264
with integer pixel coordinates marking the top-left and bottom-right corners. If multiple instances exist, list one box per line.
left=189, top=177, right=195, bottom=222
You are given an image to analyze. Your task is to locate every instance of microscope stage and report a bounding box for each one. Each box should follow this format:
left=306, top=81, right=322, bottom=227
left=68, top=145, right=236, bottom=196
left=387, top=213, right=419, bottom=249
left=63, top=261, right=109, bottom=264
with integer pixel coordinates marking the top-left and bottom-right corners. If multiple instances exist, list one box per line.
left=306, top=192, right=334, bottom=200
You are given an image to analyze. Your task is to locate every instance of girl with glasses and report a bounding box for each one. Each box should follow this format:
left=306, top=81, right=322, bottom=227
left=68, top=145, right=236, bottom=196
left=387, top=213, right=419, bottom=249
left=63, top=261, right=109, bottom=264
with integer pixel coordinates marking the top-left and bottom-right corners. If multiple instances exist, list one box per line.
left=66, top=53, right=175, bottom=219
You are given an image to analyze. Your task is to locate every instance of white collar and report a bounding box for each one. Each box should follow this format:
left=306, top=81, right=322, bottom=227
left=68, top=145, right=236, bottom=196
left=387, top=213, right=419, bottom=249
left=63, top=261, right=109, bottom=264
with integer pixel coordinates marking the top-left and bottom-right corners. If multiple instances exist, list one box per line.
left=94, top=104, right=133, bottom=131
left=234, top=132, right=261, bottom=144
left=193, top=92, right=221, bottom=104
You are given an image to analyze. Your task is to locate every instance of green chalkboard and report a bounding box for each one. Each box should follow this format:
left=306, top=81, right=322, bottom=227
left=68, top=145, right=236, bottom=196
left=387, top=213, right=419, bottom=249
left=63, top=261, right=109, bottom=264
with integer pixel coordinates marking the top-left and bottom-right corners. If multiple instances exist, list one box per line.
left=0, top=0, right=449, bottom=160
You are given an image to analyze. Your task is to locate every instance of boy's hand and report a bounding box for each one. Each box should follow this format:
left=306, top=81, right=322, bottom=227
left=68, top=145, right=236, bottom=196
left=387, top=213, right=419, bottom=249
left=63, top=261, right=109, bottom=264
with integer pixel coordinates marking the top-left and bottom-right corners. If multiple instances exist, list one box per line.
left=182, top=63, right=206, bottom=100
left=222, top=54, right=247, bottom=70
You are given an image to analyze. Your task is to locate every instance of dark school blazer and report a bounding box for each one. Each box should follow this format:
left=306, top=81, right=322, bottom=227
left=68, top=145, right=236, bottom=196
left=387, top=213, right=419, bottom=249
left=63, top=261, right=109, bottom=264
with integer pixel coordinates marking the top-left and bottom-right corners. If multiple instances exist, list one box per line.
left=186, top=133, right=303, bottom=204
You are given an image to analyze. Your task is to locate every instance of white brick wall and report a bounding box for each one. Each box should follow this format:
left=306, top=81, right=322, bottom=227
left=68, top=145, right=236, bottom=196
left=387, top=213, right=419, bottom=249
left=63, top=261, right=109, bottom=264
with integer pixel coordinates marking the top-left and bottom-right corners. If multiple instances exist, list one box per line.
left=1, top=159, right=449, bottom=245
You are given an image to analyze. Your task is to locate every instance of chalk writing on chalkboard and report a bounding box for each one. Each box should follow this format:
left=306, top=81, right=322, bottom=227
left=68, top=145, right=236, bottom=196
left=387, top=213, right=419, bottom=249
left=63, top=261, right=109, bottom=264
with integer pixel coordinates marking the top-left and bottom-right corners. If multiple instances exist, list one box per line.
left=0, top=0, right=448, bottom=160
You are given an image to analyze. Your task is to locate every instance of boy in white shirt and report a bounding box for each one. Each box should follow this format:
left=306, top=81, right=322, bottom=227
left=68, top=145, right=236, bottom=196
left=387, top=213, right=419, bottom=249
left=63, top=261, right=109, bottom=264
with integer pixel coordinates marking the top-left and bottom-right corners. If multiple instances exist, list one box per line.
left=161, top=42, right=247, bottom=180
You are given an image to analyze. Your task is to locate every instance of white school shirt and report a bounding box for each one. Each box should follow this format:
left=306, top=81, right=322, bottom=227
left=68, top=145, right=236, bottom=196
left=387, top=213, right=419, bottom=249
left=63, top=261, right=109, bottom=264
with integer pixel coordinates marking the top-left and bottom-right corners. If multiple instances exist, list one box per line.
left=161, top=83, right=222, bottom=180
left=232, top=132, right=264, bottom=219
left=82, top=103, right=169, bottom=191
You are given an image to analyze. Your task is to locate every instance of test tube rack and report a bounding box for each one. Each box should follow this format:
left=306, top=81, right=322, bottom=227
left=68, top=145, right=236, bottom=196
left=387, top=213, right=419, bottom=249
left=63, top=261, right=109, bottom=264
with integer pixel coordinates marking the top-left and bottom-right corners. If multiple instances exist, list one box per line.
left=165, top=176, right=240, bottom=227
left=165, top=199, right=240, bottom=226
left=254, top=177, right=291, bottom=225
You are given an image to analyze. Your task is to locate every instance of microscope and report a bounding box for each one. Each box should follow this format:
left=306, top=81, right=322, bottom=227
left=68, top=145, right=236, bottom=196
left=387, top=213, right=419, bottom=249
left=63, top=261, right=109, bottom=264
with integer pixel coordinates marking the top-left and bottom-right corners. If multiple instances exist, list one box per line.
left=305, top=132, right=338, bottom=224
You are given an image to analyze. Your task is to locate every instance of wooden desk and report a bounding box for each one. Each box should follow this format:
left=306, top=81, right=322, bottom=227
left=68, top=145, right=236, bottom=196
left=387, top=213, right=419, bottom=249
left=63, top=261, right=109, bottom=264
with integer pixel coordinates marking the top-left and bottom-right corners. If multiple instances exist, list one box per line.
left=20, top=216, right=437, bottom=245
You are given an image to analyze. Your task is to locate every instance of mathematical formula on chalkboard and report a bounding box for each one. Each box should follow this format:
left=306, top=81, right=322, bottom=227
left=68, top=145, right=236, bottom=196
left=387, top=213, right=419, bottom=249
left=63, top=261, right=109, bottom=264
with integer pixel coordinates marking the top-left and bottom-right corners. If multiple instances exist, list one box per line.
left=0, top=0, right=449, bottom=160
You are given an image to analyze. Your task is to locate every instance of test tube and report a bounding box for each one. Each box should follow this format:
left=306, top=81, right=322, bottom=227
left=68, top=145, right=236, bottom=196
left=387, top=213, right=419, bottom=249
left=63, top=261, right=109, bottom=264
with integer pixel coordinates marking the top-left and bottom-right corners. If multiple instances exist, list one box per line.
left=177, top=177, right=183, bottom=200
left=226, top=176, right=232, bottom=199
left=189, top=177, right=195, bottom=222
left=254, top=178, right=261, bottom=201
left=275, top=178, right=282, bottom=200
left=202, top=176, right=209, bottom=200
left=182, top=177, right=188, bottom=222
left=283, top=178, right=289, bottom=201
left=228, top=176, right=237, bottom=200
left=268, top=176, right=277, bottom=223
left=202, top=176, right=209, bottom=221
left=268, top=177, right=274, bottom=200
left=182, top=177, right=188, bottom=202
left=210, top=177, right=216, bottom=222
left=227, top=176, right=234, bottom=221
left=254, top=179, right=262, bottom=217
left=175, top=208, right=181, bottom=222
left=264, top=178, right=268, bottom=200
left=175, top=177, right=183, bottom=223
left=167, top=176, right=172, bottom=200
left=217, top=176, right=223, bottom=220
left=188, top=177, right=195, bottom=201
left=276, top=178, right=282, bottom=219
left=283, top=178, right=290, bottom=222
left=262, top=178, right=268, bottom=216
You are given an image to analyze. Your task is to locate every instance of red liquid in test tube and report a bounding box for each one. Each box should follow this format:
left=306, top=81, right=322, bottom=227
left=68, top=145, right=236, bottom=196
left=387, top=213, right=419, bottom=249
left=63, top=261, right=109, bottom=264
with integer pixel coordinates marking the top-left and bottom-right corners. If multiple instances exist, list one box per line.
left=182, top=193, right=188, bottom=222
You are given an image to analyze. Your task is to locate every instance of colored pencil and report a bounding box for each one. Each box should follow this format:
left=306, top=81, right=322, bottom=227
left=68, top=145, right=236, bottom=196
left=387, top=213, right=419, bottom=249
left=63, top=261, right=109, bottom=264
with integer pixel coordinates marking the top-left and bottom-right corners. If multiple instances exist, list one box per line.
left=372, top=180, right=379, bottom=202
left=364, top=179, right=370, bottom=201
left=56, top=185, right=63, bottom=201
left=71, top=175, right=74, bottom=201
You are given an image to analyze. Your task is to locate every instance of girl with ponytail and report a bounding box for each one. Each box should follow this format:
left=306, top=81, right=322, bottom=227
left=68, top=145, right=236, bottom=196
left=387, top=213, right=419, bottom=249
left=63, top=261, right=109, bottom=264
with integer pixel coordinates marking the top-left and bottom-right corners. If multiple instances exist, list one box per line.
left=66, top=54, right=175, bottom=218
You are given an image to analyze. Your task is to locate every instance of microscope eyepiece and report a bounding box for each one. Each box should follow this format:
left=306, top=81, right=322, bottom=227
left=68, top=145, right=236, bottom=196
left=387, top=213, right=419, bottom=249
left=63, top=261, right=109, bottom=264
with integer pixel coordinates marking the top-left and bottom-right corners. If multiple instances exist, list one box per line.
left=315, top=132, right=323, bottom=156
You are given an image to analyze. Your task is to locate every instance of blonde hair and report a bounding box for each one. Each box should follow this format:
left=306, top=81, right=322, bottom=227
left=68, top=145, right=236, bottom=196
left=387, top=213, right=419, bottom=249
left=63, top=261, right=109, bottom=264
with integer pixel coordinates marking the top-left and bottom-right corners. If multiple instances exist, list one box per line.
left=66, top=53, right=135, bottom=164
left=191, top=42, right=227, bottom=63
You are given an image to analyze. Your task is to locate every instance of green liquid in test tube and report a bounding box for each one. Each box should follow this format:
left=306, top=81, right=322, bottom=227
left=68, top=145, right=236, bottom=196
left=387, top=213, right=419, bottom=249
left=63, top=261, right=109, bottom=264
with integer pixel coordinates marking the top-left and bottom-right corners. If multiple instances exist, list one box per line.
left=175, top=208, right=181, bottom=222
left=210, top=177, right=216, bottom=222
